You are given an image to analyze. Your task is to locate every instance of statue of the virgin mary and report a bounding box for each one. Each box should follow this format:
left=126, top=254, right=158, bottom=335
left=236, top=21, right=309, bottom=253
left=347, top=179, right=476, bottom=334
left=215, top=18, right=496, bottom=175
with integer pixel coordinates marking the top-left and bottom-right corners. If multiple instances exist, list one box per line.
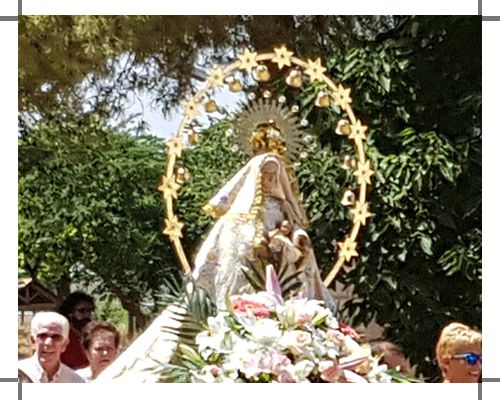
left=193, top=101, right=336, bottom=312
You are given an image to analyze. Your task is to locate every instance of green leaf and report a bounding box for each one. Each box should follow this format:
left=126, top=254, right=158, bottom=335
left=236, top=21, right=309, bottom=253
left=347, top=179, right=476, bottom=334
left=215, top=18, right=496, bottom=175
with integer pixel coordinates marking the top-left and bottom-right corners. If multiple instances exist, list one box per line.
left=311, top=309, right=330, bottom=326
left=177, top=344, right=204, bottom=365
left=420, top=236, right=433, bottom=256
left=379, top=75, right=391, bottom=92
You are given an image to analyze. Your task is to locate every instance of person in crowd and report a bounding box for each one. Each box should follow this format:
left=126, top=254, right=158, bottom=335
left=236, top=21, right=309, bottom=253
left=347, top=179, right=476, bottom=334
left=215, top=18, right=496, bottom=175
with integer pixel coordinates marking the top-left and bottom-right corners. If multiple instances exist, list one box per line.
left=76, top=321, right=120, bottom=382
left=436, top=322, right=482, bottom=383
left=18, top=312, right=85, bottom=383
left=57, top=291, right=96, bottom=369
left=370, top=340, right=412, bottom=374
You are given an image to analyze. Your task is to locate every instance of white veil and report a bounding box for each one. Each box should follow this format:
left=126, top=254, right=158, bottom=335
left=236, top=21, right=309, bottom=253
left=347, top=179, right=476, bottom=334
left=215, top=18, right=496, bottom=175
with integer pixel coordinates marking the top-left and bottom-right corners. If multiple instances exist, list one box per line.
left=202, top=154, right=307, bottom=227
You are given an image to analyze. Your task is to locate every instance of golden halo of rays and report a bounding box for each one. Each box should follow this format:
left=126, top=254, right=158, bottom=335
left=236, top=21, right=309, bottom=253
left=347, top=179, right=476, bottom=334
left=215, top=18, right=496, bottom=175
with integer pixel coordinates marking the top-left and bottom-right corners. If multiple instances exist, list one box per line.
left=162, top=46, right=374, bottom=285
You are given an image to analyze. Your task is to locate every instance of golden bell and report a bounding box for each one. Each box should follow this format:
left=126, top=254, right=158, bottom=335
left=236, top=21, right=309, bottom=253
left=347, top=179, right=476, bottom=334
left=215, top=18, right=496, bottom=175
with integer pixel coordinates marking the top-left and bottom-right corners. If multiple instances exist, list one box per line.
left=176, top=166, right=191, bottom=183
left=229, top=79, right=243, bottom=92
left=341, top=189, right=356, bottom=206
left=315, top=90, right=332, bottom=108
left=205, top=99, right=218, bottom=113
left=285, top=69, right=303, bottom=88
left=188, top=131, right=199, bottom=145
left=253, top=65, right=271, bottom=82
left=335, top=119, right=351, bottom=136
left=341, top=154, right=357, bottom=170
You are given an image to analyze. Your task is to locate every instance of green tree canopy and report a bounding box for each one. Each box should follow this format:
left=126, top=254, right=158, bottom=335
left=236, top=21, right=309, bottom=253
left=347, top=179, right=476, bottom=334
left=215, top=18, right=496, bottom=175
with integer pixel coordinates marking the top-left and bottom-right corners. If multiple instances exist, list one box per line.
left=18, top=15, right=395, bottom=122
left=18, top=117, right=178, bottom=329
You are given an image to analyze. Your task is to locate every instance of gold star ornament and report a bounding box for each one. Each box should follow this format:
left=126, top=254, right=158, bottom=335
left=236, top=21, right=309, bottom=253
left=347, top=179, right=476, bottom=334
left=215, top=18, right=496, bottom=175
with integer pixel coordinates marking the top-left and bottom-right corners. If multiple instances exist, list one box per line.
left=353, top=160, right=375, bottom=185
left=237, top=48, right=259, bottom=74
left=182, top=95, right=201, bottom=120
left=207, top=66, right=226, bottom=88
left=272, top=45, right=294, bottom=69
left=348, top=120, right=368, bottom=141
left=349, top=201, right=373, bottom=225
left=304, top=58, right=327, bottom=83
left=338, top=237, right=359, bottom=262
left=165, top=136, right=185, bottom=158
left=158, top=175, right=182, bottom=199
left=163, top=216, right=184, bottom=240
left=332, top=84, right=352, bottom=110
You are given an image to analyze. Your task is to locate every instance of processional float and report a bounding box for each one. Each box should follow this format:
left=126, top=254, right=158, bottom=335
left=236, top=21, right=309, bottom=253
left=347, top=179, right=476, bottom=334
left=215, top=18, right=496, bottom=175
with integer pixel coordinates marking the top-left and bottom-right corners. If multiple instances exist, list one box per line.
left=97, top=46, right=381, bottom=383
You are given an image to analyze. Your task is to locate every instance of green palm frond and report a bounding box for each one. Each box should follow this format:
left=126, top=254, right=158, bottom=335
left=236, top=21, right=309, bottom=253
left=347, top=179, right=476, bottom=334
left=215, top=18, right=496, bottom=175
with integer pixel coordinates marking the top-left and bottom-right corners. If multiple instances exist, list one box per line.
left=241, top=256, right=306, bottom=299
left=241, top=257, right=267, bottom=292
left=280, top=270, right=305, bottom=296
left=157, top=279, right=216, bottom=382
left=156, top=364, right=192, bottom=383
left=154, top=271, right=189, bottom=308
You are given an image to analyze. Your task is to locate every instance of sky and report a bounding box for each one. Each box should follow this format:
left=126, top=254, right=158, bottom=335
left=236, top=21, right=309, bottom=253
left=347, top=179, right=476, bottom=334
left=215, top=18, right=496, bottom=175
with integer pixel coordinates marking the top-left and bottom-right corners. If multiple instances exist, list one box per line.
left=121, top=84, right=246, bottom=140
left=99, top=47, right=248, bottom=140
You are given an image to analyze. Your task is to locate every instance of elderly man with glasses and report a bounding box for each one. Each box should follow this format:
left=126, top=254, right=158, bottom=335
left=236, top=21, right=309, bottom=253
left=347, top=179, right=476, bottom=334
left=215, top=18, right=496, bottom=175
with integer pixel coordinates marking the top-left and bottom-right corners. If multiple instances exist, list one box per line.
left=18, top=312, right=85, bottom=383
left=436, top=322, right=482, bottom=383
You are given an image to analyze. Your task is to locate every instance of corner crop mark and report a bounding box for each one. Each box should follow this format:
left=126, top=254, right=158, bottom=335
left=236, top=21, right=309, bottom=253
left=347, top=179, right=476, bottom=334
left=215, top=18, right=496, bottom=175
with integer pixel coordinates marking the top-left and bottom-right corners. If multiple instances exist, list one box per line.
left=0, top=379, right=21, bottom=400
left=478, top=378, right=500, bottom=400
left=0, top=0, right=20, bottom=20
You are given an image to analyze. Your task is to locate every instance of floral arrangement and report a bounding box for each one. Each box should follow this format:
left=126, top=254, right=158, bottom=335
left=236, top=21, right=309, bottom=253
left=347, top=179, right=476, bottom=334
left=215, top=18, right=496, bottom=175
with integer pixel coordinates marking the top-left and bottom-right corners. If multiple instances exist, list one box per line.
left=159, top=267, right=415, bottom=383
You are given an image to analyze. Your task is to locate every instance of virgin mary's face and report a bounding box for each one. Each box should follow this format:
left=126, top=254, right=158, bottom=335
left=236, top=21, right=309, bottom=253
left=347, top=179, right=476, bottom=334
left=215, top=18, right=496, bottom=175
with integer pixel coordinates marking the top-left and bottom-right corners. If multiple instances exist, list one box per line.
left=261, top=162, right=278, bottom=194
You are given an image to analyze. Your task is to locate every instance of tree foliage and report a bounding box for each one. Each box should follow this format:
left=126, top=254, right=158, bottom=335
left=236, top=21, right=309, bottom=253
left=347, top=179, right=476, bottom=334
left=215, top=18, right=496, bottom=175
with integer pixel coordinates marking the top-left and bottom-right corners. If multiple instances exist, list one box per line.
left=18, top=117, right=177, bottom=328
left=18, top=15, right=394, bottom=122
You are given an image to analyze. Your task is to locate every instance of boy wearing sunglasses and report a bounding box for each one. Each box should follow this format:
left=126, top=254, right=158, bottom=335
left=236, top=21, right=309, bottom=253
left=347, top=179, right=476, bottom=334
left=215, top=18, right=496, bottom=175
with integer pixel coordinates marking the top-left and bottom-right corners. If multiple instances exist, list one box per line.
left=436, top=322, right=482, bottom=383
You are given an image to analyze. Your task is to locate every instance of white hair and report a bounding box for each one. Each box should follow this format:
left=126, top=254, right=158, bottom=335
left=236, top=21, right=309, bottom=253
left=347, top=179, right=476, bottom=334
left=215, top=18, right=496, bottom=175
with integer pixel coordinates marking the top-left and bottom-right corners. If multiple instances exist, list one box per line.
left=31, top=312, right=70, bottom=339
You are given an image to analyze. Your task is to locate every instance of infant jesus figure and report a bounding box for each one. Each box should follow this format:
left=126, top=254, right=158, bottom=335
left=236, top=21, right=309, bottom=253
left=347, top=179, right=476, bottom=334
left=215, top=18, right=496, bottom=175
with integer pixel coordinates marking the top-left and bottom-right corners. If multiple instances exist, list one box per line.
left=267, top=220, right=303, bottom=272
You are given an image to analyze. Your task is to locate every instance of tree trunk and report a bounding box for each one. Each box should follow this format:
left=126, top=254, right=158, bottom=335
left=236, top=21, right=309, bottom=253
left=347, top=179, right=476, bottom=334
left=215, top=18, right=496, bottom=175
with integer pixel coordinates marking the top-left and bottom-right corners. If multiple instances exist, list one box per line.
left=57, top=275, right=71, bottom=300
left=80, top=241, right=146, bottom=335
left=101, top=276, right=146, bottom=335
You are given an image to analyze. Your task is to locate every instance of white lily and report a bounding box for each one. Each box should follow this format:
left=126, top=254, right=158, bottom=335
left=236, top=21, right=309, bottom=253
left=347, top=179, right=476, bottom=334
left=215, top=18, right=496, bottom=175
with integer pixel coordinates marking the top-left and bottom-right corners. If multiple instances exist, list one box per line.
left=196, top=312, right=231, bottom=358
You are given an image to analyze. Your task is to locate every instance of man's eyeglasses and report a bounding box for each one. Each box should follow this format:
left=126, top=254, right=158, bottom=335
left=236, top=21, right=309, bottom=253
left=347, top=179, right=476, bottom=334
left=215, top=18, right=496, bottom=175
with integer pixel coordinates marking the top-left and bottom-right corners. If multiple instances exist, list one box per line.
left=37, top=333, right=65, bottom=342
left=453, top=352, right=482, bottom=366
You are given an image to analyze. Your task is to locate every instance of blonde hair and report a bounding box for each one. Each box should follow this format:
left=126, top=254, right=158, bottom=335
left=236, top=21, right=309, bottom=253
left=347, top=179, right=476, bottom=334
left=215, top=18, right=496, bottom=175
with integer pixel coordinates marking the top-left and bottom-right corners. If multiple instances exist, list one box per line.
left=31, top=312, right=70, bottom=339
left=436, top=322, right=482, bottom=369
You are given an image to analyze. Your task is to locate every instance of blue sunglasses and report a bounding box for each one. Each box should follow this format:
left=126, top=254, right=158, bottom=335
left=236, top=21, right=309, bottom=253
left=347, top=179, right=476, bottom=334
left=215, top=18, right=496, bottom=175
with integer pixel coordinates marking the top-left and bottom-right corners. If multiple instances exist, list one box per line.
left=453, top=352, right=482, bottom=366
